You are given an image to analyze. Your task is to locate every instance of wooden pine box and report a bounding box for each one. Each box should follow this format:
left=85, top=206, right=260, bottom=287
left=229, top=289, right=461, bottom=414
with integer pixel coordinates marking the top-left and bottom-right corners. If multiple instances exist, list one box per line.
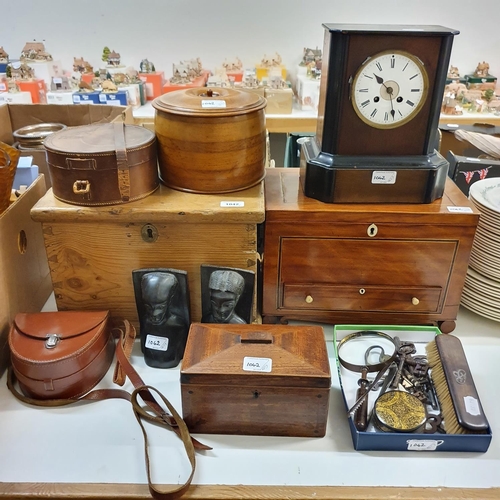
left=30, top=182, right=264, bottom=327
left=180, top=323, right=331, bottom=437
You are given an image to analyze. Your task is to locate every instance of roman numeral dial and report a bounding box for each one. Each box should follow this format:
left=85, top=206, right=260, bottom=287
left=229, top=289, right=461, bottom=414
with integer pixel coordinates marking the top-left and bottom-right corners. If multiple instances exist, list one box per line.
left=351, top=50, right=429, bottom=129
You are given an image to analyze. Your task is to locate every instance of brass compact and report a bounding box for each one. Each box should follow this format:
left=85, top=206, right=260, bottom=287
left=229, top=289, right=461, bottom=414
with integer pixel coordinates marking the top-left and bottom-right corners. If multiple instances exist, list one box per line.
left=373, top=390, right=427, bottom=433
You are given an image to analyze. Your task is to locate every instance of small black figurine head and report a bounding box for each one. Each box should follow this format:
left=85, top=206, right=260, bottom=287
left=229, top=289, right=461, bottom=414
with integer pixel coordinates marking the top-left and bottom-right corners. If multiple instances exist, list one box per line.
left=141, top=272, right=179, bottom=325
left=208, top=270, right=246, bottom=323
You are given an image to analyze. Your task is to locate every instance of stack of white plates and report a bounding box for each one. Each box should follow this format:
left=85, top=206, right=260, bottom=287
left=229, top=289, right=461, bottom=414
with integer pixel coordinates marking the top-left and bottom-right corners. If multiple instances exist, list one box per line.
left=461, top=178, right=500, bottom=322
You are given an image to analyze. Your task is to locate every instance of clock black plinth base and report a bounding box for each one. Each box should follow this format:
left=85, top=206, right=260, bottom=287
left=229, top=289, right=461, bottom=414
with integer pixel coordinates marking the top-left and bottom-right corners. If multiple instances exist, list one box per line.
left=299, top=137, right=449, bottom=204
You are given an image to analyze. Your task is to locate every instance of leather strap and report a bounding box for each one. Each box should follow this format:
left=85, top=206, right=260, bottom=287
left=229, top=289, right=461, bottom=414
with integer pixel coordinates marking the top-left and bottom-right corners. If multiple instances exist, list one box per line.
left=110, top=320, right=211, bottom=451
left=7, top=317, right=210, bottom=499
left=114, top=122, right=131, bottom=202
left=132, top=385, right=196, bottom=500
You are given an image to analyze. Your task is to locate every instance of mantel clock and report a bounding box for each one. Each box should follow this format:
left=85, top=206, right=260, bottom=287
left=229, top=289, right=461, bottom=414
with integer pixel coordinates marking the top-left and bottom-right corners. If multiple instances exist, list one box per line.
left=300, top=24, right=459, bottom=203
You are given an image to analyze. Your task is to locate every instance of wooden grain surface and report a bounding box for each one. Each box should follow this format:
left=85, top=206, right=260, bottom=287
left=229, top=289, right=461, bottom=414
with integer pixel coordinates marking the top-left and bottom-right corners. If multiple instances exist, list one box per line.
left=31, top=182, right=265, bottom=224
left=1, top=482, right=498, bottom=499
left=155, top=111, right=266, bottom=194
left=39, top=220, right=258, bottom=325
left=264, top=168, right=479, bottom=222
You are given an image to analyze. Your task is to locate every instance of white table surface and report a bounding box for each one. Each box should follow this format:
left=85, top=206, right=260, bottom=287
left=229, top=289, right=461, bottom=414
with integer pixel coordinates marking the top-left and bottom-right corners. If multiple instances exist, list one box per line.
left=0, top=304, right=499, bottom=492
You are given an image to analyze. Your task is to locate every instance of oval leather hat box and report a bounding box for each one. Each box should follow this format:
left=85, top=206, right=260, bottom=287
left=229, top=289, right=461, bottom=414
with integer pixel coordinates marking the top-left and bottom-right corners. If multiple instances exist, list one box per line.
left=44, top=123, right=159, bottom=206
left=153, top=87, right=267, bottom=194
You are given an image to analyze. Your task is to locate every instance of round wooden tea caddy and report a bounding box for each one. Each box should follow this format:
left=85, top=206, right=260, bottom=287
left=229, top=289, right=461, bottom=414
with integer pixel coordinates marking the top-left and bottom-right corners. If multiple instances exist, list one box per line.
left=153, top=87, right=267, bottom=194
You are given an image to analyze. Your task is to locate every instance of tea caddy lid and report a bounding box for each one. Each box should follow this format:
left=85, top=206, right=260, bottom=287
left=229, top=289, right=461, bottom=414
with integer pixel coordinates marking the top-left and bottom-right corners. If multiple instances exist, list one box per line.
left=152, top=87, right=266, bottom=117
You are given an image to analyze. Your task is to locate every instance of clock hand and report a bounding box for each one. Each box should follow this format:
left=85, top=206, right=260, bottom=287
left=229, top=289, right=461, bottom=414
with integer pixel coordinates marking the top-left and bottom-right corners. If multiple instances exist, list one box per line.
left=389, top=99, right=395, bottom=119
left=374, top=74, right=396, bottom=119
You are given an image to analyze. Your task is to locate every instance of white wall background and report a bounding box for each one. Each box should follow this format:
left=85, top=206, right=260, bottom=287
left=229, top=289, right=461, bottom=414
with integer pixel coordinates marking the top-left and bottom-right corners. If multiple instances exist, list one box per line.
left=1, top=0, right=500, bottom=82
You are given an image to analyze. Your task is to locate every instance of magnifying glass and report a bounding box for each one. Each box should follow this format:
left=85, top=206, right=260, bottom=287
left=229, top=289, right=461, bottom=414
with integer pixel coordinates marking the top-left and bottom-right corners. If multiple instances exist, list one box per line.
left=337, top=331, right=398, bottom=431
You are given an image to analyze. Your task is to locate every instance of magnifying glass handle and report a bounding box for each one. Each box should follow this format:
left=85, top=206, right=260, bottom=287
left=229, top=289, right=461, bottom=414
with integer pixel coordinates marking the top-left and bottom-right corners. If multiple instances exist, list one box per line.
left=354, top=368, right=369, bottom=431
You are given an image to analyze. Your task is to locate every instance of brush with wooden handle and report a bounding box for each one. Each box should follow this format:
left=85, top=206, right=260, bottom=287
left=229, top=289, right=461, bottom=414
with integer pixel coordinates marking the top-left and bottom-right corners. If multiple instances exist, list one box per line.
left=426, top=334, right=489, bottom=434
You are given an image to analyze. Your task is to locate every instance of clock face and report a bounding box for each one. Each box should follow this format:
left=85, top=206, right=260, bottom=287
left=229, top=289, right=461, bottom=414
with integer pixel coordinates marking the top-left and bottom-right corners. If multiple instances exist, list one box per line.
left=351, top=50, right=429, bottom=129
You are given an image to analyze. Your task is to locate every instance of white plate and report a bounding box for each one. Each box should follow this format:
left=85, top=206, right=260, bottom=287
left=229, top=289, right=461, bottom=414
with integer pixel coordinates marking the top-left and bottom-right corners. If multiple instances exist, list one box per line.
left=461, top=291, right=500, bottom=317
left=475, top=221, right=500, bottom=239
left=469, top=259, right=500, bottom=280
left=472, top=232, right=500, bottom=254
left=470, top=199, right=500, bottom=220
left=469, top=178, right=500, bottom=214
left=469, top=251, right=500, bottom=271
left=465, top=278, right=500, bottom=300
left=461, top=298, right=500, bottom=322
left=462, top=287, right=500, bottom=309
left=467, top=267, right=500, bottom=290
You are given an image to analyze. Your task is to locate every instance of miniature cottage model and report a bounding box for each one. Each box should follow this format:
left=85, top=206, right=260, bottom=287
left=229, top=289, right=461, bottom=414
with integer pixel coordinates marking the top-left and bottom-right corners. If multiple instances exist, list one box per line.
left=0, top=47, right=8, bottom=63
left=7, top=61, right=36, bottom=80
left=73, top=57, right=93, bottom=74
left=20, top=41, right=53, bottom=61
left=107, top=51, right=121, bottom=66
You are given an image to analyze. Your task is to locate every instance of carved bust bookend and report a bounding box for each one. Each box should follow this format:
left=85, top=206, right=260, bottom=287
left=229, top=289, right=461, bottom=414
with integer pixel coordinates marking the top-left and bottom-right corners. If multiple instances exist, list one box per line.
left=132, top=268, right=190, bottom=368
left=200, top=265, right=255, bottom=324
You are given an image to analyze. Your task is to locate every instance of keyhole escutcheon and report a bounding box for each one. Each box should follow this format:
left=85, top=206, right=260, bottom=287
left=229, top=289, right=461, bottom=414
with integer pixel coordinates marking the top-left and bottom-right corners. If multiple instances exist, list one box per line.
left=367, top=223, right=378, bottom=237
left=141, top=223, right=159, bottom=243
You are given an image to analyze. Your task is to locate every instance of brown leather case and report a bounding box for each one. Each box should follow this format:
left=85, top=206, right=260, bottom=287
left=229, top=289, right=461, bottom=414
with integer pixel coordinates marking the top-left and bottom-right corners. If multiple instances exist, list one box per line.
left=44, top=123, right=159, bottom=206
left=9, top=310, right=114, bottom=399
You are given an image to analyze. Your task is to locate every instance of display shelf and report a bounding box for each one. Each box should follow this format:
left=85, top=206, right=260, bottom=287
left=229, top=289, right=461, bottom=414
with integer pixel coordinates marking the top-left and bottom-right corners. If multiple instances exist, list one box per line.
left=0, top=305, right=499, bottom=499
left=440, top=113, right=500, bottom=126
left=132, top=101, right=318, bottom=133
left=132, top=103, right=500, bottom=133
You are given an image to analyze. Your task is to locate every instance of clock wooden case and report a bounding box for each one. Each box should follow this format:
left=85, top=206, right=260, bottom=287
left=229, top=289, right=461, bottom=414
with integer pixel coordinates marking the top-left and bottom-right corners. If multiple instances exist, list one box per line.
left=301, top=24, right=459, bottom=203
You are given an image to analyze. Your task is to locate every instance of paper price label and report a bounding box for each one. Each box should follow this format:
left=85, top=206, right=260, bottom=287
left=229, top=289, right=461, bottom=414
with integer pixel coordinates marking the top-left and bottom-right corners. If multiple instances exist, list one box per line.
left=447, top=206, right=474, bottom=213
left=464, top=396, right=481, bottom=416
left=202, top=99, right=226, bottom=108
left=406, top=439, right=444, bottom=451
left=220, top=201, right=244, bottom=207
left=145, top=334, right=169, bottom=352
left=371, top=171, right=397, bottom=185
left=243, top=357, right=272, bottom=373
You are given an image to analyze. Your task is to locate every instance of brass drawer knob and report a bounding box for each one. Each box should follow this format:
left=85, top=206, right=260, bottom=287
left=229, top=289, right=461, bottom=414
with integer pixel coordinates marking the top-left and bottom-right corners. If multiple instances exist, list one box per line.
left=412, top=297, right=420, bottom=305
left=305, top=295, right=314, bottom=304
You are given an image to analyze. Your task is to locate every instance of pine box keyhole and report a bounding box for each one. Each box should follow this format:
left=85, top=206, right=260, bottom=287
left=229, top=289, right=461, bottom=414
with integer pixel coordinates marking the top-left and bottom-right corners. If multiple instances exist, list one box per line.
left=141, top=223, right=159, bottom=243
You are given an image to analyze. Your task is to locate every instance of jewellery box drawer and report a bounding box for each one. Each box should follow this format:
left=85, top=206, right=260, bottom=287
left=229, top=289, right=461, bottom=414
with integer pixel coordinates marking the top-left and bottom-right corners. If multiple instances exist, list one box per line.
left=282, top=284, right=443, bottom=312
